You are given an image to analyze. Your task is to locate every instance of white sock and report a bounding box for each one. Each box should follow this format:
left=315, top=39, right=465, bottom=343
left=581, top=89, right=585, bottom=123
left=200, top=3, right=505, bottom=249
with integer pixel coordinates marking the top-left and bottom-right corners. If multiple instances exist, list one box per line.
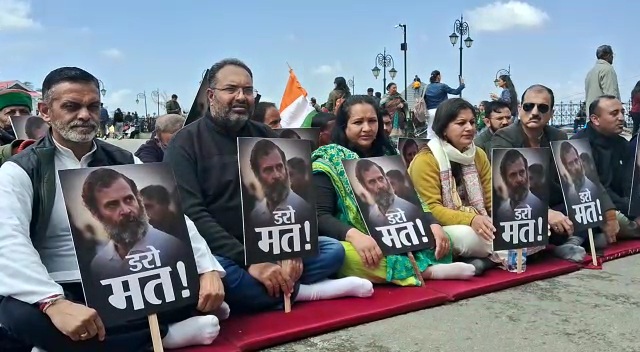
left=162, top=315, right=220, bottom=349
left=213, top=301, right=230, bottom=321
left=295, top=277, right=374, bottom=302
left=425, top=262, right=475, bottom=280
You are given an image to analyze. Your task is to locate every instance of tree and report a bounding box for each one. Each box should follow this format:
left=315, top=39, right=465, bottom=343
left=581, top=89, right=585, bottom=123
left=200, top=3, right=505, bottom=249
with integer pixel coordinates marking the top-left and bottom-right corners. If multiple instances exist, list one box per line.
left=23, top=81, right=34, bottom=90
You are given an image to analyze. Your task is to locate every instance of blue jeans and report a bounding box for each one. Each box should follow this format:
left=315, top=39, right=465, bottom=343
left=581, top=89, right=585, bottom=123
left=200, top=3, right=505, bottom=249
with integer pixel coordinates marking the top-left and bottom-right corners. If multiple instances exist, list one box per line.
left=215, top=236, right=345, bottom=314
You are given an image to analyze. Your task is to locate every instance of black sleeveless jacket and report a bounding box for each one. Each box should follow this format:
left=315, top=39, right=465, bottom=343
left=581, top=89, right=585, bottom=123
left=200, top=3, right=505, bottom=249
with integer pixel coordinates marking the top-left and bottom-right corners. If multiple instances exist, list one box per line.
left=9, top=130, right=134, bottom=241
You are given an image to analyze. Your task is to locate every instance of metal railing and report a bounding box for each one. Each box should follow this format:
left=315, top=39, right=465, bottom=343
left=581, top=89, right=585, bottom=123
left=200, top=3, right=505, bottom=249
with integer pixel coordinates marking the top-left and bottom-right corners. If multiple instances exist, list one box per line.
left=550, top=99, right=633, bottom=126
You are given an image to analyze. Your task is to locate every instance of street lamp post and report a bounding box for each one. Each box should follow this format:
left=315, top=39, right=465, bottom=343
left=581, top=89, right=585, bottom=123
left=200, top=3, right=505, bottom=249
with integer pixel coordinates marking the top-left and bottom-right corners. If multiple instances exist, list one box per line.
left=371, top=48, right=397, bottom=93
left=347, top=76, right=355, bottom=94
left=494, top=65, right=511, bottom=87
left=396, top=23, right=408, bottom=101
left=97, top=79, right=107, bottom=97
left=135, top=91, right=149, bottom=117
left=151, top=89, right=161, bottom=116
left=449, top=14, right=473, bottom=97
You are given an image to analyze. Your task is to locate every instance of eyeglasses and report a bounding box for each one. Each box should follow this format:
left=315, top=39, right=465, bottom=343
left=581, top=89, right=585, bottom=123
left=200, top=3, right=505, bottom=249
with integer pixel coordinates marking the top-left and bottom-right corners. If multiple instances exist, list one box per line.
left=522, top=103, right=550, bottom=114
left=213, top=86, right=257, bottom=97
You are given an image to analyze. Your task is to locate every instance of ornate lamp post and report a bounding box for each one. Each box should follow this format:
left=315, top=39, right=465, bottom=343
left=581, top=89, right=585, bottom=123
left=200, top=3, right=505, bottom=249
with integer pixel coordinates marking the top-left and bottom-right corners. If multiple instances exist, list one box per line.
left=347, top=76, right=355, bottom=94
left=135, top=92, right=149, bottom=117
left=371, top=48, right=396, bottom=92
left=151, top=89, right=161, bottom=116
left=97, top=79, right=107, bottom=97
left=494, top=65, right=511, bottom=87
left=449, top=14, right=473, bottom=97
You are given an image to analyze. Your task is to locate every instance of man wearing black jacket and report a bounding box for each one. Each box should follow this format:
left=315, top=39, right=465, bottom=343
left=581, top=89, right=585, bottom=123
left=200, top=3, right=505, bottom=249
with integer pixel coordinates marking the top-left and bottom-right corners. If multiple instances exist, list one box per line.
left=165, top=58, right=373, bottom=314
left=572, top=95, right=640, bottom=241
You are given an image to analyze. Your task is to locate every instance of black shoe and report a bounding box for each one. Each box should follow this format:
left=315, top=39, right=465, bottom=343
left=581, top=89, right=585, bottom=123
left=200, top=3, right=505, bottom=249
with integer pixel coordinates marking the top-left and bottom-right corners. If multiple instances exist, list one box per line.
left=466, top=257, right=496, bottom=276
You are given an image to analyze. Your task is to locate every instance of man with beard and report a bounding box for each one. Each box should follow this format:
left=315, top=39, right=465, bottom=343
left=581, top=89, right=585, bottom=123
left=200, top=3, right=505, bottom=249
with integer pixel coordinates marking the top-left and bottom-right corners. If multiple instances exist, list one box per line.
left=354, top=159, right=422, bottom=229
left=491, top=85, right=617, bottom=261
left=249, top=139, right=311, bottom=225
left=82, top=168, right=187, bottom=279
left=287, top=157, right=312, bottom=202
left=0, top=88, right=32, bottom=145
left=0, top=67, right=227, bottom=352
left=496, top=150, right=545, bottom=222
left=140, top=185, right=183, bottom=236
left=165, top=58, right=372, bottom=315
left=474, top=100, right=512, bottom=154
left=558, top=142, right=599, bottom=205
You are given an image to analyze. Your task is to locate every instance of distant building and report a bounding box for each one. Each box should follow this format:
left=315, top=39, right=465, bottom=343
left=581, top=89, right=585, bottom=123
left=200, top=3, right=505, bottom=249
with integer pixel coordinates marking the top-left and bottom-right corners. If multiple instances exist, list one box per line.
left=0, top=80, right=42, bottom=112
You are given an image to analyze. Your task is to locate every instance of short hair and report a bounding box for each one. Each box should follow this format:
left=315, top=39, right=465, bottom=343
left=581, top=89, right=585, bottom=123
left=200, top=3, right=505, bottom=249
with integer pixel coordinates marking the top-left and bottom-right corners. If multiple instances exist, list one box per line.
left=520, top=84, right=555, bottom=108
left=386, top=169, right=405, bottom=183
left=24, top=115, right=47, bottom=139
left=559, top=141, right=579, bottom=166
left=171, top=94, right=178, bottom=99
left=42, top=67, right=100, bottom=103
left=287, top=157, right=307, bottom=175
left=207, top=58, right=253, bottom=88
left=155, top=114, right=185, bottom=133
left=279, top=129, right=300, bottom=139
left=140, top=185, right=172, bottom=206
left=367, top=87, right=374, bottom=93
left=81, top=168, right=139, bottom=216
left=310, top=112, right=336, bottom=131
left=402, top=138, right=418, bottom=155
left=499, top=149, right=528, bottom=181
left=588, top=94, right=618, bottom=116
left=528, top=163, right=544, bottom=178
left=484, top=100, right=511, bottom=118
left=249, top=139, right=286, bottom=176
left=354, top=159, right=385, bottom=187
left=431, top=98, right=476, bottom=139
left=252, top=101, right=277, bottom=123
left=596, top=45, right=613, bottom=60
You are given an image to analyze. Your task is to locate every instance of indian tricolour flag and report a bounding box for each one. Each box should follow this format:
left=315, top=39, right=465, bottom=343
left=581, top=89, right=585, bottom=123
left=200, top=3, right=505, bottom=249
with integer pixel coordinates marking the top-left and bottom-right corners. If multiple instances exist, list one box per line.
left=279, top=68, right=317, bottom=128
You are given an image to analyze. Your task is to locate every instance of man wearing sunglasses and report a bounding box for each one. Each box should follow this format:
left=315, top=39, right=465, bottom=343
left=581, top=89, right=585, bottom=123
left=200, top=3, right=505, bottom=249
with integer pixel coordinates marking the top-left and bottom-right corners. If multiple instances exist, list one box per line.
left=571, top=95, right=640, bottom=243
left=491, top=84, right=617, bottom=262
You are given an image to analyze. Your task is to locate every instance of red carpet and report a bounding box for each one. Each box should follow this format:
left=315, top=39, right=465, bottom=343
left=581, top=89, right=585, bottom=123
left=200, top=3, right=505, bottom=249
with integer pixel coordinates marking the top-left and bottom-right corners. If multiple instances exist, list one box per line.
left=428, top=257, right=581, bottom=301
left=221, top=286, right=447, bottom=351
left=584, top=239, right=640, bottom=265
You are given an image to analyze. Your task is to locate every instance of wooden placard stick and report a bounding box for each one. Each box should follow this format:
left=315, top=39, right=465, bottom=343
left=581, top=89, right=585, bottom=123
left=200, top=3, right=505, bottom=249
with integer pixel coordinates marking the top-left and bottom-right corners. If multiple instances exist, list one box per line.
left=588, top=228, right=598, bottom=266
left=148, top=313, right=164, bottom=352
left=407, top=252, right=426, bottom=287
left=280, top=259, right=293, bottom=313
left=516, top=249, right=523, bottom=274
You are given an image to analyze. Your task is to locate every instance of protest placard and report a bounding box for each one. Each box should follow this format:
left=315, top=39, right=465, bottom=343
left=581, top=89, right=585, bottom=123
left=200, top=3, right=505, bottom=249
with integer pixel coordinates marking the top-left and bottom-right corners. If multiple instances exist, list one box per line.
left=492, top=148, right=550, bottom=251
left=58, top=163, right=199, bottom=330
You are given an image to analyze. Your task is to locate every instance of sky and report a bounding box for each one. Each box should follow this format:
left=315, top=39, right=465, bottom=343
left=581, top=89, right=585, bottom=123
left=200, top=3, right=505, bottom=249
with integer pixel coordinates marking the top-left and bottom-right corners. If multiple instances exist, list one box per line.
left=0, top=0, right=639, bottom=115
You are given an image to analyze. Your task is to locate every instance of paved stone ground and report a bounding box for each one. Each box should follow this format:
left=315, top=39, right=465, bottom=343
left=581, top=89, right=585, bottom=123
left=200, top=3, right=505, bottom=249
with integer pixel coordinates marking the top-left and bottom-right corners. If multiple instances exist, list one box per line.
left=110, top=138, right=640, bottom=352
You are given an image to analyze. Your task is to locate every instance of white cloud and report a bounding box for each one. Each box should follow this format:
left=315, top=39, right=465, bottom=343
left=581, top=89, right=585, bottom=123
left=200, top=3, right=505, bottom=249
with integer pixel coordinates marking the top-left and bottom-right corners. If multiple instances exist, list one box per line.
left=466, top=1, right=549, bottom=32
left=101, top=48, right=123, bottom=59
left=103, top=89, right=132, bottom=110
left=0, top=0, right=40, bottom=31
left=312, top=62, right=343, bottom=75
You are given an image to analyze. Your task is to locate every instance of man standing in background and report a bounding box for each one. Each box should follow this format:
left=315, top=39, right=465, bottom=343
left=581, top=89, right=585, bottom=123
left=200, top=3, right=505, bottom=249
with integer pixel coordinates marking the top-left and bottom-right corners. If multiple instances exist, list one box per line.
left=585, top=45, right=620, bottom=107
left=166, top=94, right=182, bottom=115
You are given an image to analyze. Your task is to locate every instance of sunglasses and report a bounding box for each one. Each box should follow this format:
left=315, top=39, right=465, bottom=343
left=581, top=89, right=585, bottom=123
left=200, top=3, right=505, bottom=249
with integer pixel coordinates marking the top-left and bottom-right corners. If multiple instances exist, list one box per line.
left=522, top=103, right=550, bottom=114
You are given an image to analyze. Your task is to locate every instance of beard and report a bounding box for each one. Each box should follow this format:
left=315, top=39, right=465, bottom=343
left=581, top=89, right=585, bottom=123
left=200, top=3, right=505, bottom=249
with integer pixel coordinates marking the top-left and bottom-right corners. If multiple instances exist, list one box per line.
left=100, top=204, right=150, bottom=249
left=261, top=176, right=290, bottom=207
left=210, top=97, right=251, bottom=131
left=50, top=118, right=98, bottom=142
left=509, top=183, right=529, bottom=202
left=374, top=185, right=395, bottom=212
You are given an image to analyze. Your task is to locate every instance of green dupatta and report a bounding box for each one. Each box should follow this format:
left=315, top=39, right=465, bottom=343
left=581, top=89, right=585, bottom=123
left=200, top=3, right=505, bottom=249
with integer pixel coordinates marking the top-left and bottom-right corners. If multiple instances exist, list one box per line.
left=311, top=144, right=452, bottom=285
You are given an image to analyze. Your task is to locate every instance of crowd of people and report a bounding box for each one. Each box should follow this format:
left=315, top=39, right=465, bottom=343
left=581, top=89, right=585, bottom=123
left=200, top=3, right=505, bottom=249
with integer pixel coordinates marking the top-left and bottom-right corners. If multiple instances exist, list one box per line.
left=0, top=44, right=639, bottom=351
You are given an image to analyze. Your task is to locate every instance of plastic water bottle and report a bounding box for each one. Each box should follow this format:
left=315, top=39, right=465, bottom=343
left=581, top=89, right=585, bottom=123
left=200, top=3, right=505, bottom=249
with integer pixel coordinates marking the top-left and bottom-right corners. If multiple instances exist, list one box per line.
left=506, top=248, right=527, bottom=273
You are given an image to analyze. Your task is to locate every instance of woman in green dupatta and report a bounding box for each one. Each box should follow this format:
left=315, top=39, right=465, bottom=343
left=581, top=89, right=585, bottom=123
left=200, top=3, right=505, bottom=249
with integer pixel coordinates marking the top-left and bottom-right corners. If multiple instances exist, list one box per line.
left=380, top=82, right=409, bottom=138
left=311, top=95, right=477, bottom=286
